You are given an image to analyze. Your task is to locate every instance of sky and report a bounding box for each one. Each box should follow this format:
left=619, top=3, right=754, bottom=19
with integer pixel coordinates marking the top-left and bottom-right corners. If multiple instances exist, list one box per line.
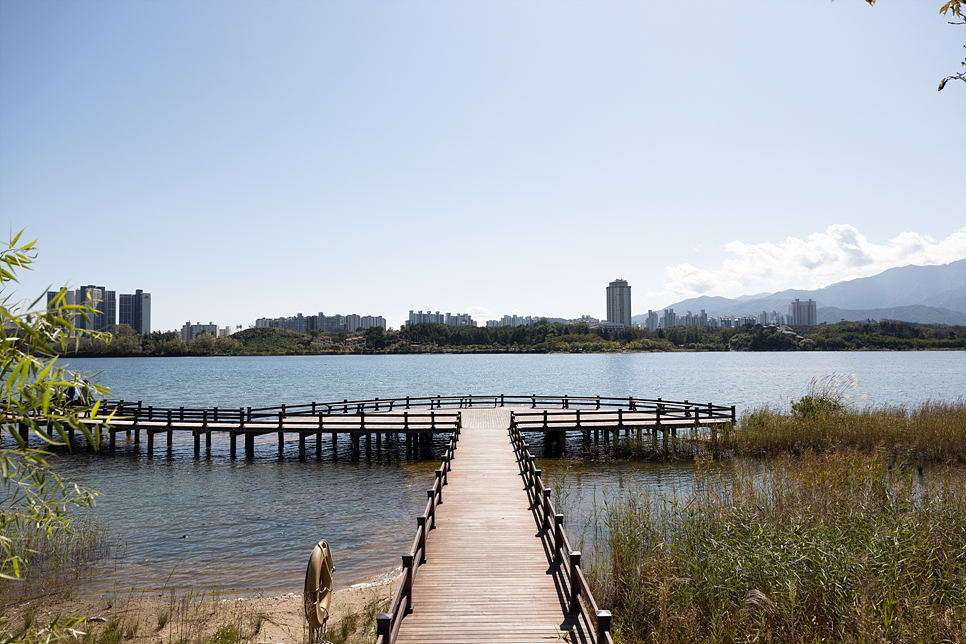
left=1, top=0, right=964, bottom=332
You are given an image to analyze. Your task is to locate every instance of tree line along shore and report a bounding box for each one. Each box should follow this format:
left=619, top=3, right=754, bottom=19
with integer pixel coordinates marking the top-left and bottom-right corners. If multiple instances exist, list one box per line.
left=59, top=319, right=965, bottom=357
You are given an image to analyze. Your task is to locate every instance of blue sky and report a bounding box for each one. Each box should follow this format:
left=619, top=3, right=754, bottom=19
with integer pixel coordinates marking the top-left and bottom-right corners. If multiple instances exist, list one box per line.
left=2, top=0, right=964, bottom=332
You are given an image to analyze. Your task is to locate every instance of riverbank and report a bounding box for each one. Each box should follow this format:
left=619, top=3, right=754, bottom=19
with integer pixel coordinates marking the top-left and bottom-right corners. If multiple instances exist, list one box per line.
left=3, top=576, right=397, bottom=643
left=60, top=320, right=966, bottom=357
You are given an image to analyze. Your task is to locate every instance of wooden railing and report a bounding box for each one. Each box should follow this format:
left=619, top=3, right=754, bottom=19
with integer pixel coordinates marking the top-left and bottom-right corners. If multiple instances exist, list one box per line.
left=510, top=422, right=615, bottom=644
left=375, top=425, right=459, bottom=644
left=510, top=401, right=736, bottom=430
left=100, top=394, right=735, bottom=423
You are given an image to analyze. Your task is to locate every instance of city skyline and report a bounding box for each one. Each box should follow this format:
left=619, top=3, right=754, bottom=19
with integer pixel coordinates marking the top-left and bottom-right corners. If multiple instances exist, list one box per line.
left=3, top=2, right=963, bottom=332
left=42, top=257, right=963, bottom=334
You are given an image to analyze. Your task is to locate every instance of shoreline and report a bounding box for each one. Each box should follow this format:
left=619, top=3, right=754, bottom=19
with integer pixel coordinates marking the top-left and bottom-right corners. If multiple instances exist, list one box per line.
left=3, top=574, right=399, bottom=643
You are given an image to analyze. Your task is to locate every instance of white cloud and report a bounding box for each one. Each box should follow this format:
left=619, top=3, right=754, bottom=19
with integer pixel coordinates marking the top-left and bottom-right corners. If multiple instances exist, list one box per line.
left=664, top=225, right=966, bottom=298
left=465, top=305, right=497, bottom=322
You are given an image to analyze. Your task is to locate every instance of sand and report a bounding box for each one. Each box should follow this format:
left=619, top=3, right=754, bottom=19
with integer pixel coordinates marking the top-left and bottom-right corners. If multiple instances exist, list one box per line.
left=2, top=576, right=398, bottom=643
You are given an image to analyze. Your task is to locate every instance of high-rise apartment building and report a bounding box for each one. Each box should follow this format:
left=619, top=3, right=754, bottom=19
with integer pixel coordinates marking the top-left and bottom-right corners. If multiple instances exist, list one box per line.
left=119, top=289, right=151, bottom=335
left=75, top=285, right=116, bottom=330
left=606, top=279, right=632, bottom=327
left=788, top=299, right=818, bottom=326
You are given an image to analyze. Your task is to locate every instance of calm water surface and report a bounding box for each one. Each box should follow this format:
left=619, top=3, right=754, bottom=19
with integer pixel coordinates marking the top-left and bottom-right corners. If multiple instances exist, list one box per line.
left=31, top=353, right=966, bottom=596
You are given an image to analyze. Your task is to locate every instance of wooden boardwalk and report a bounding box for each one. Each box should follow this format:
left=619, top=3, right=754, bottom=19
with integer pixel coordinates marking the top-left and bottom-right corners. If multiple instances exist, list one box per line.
left=394, top=408, right=591, bottom=644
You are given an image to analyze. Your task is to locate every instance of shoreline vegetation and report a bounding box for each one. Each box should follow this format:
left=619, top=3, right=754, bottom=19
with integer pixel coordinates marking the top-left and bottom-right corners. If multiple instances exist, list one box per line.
left=581, top=378, right=966, bottom=643
left=57, top=319, right=964, bottom=357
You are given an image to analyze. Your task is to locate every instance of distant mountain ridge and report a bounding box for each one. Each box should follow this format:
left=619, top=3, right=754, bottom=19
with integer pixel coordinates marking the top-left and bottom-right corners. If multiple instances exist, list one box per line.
left=632, top=259, right=966, bottom=326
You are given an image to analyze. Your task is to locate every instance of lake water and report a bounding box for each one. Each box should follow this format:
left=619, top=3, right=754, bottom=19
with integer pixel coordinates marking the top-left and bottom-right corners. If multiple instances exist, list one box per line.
left=17, top=352, right=966, bottom=597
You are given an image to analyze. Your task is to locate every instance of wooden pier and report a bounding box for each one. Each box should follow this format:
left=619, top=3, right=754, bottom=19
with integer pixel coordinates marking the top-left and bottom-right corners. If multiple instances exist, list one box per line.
left=378, top=408, right=610, bottom=644
left=16, top=394, right=735, bottom=461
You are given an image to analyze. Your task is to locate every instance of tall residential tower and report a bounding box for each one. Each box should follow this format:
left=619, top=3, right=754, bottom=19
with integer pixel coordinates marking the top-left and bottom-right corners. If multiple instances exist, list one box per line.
left=606, top=279, right=632, bottom=327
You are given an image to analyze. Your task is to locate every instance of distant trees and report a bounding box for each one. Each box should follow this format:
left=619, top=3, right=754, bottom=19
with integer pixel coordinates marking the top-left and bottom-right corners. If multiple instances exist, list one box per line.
left=43, top=318, right=965, bottom=357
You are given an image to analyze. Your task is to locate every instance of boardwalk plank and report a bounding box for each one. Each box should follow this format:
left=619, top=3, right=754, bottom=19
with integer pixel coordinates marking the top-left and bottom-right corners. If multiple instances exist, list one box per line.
left=394, top=408, right=589, bottom=644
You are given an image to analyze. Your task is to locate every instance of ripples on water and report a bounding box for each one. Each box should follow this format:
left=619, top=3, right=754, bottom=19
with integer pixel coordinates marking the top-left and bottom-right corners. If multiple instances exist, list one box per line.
left=28, top=352, right=965, bottom=596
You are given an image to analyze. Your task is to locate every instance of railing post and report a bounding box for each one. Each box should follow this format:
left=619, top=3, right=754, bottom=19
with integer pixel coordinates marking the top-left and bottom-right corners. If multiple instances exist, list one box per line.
left=427, top=491, right=436, bottom=528
left=542, top=489, right=552, bottom=527
left=596, top=610, right=612, bottom=642
left=435, top=470, right=443, bottom=503
left=376, top=613, right=391, bottom=642
left=239, top=407, right=245, bottom=428
left=417, top=516, right=428, bottom=563
left=402, top=553, right=415, bottom=612
left=569, top=551, right=581, bottom=611
left=554, top=514, right=564, bottom=562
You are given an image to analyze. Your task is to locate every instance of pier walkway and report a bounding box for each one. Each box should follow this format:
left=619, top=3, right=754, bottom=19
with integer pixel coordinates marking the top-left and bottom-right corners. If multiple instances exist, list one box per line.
left=390, top=408, right=594, bottom=644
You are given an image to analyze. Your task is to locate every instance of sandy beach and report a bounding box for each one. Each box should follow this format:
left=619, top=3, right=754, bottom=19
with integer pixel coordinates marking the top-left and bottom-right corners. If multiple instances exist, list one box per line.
left=2, top=576, right=398, bottom=643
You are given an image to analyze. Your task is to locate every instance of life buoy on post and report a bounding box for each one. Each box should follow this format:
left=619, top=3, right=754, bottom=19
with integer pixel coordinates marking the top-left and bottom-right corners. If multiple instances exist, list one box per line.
left=304, top=540, right=335, bottom=642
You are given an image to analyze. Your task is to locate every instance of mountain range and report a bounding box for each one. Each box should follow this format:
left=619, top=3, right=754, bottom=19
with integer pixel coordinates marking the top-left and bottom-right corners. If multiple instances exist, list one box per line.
left=632, top=259, right=966, bottom=326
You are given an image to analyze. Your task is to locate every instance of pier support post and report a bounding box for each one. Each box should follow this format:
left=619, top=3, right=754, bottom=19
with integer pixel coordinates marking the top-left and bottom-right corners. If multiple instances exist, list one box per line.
left=299, top=433, right=306, bottom=461
left=316, top=433, right=322, bottom=460
left=351, top=433, right=360, bottom=462
left=331, top=433, right=338, bottom=461
left=166, top=429, right=173, bottom=454
left=206, top=431, right=211, bottom=456
left=245, top=432, right=255, bottom=460
left=147, top=431, right=155, bottom=457
left=366, top=433, right=372, bottom=461
left=278, top=431, right=284, bottom=459
left=230, top=433, right=237, bottom=459
left=134, top=427, right=140, bottom=445
left=109, top=429, right=116, bottom=455
left=194, top=433, right=200, bottom=459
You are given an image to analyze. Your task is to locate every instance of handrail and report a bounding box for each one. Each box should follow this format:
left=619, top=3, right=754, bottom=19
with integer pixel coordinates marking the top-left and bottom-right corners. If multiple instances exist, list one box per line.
left=100, top=395, right=736, bottom=425
left=510, top=422, right=615, bottom=644
left=510, top=405, right=735, bottom=430
left=375, top=422, right=459, bottom=644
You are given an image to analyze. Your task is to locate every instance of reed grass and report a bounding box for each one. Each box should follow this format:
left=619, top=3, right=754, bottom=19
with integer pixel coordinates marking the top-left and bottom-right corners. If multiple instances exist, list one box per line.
left=587, top=451, right=966, bottom=643
left=0, top=514, right=112, bottom=603
left=732, top=400, right=966, bottom=464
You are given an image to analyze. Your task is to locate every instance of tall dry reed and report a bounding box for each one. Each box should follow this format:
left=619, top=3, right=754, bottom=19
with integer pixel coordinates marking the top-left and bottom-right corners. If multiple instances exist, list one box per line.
left=588, top=451, right=966, bottom=643
left=732, top=399, right=966, bottom=464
